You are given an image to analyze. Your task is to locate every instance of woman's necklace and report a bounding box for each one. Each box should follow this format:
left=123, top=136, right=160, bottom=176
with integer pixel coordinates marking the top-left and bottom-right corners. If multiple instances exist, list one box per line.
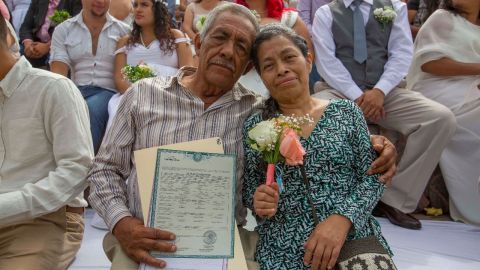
left=140, top=33, right=147, bottom=47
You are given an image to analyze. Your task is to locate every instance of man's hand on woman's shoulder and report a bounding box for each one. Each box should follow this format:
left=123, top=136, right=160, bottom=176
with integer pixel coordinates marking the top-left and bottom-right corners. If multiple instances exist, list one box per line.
left=368, top=135, right=397, bottom=186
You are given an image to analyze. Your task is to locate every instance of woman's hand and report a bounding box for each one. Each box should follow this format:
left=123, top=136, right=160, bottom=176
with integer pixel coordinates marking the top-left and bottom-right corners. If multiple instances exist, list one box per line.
left=304, top=214, right=352, bottom=270
left=253, top=183, right=279, bottom=218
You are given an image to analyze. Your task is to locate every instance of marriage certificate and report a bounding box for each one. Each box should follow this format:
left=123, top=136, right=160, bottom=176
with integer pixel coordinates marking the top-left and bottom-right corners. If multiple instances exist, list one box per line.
left=148, top=149, right=236, bottom=259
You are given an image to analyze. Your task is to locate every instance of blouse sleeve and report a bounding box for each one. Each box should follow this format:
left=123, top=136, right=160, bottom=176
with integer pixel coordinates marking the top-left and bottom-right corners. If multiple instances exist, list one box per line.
left=412, top=10, right=457, bottom=65
left=242, top=113, right=265, bottom=213
left=332, top=101, right=384, bottom=233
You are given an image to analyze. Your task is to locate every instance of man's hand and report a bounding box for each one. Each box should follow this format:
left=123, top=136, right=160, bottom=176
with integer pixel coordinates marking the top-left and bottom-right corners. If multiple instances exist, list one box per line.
left=113, top=216, right=176, bottom=268
left=253, top=183, right=279, bottom=218
left=31, top=42, right=50, bottom=58
left=368, top=135, right=397, bottom=185
left=355, top=88, right=386, bottom=122
left=303, top=214, right=351, bottom=270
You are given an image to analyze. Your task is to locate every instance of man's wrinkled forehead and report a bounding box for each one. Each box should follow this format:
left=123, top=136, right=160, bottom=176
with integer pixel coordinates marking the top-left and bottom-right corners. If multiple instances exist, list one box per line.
left=209, top=12, right=257, bottom=40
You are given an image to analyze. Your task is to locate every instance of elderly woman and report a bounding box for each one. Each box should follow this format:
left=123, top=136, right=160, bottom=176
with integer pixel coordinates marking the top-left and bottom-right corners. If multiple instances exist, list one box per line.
left=243, top=25, right=395, bottom=270
left=406, top=0, right=480, bottom=226
left=236, top=0, right=315, bottom=96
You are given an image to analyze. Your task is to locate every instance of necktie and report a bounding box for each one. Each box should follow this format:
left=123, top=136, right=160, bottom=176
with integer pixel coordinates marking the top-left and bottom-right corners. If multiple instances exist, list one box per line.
left=352, top=0, right=368, bottom=64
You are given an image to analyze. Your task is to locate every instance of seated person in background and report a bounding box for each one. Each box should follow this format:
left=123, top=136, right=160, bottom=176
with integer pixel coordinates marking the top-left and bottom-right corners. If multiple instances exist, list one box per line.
left=298, top=0, right=334, bottom=91
left=407, top=0, right=444, bottom=38
left=312, top=0, right=456, bottom=229
left=87, top=4, right=397, bottom=269
left=182, top=0, right=225, bottom=41
left=19, top=0, right=82, bottom=68
left=108, top=0, right=193, bottom=127
left=0, top=13, right=93, bottom=270
left=244, top=24, right=393, bottom=270
left=5, top=0, right=30, bottom=33
left=406, top=0, right=480, bottom=227
left=298, top=0, right=333, bottom=33
left=109, top=0, right=133, bottom=25
left=50, top=0, right=130, bottom=153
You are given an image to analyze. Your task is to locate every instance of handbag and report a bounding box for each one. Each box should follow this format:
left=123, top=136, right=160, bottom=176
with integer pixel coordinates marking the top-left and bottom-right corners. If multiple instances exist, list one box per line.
left=300, top=166, right=397, bottom=270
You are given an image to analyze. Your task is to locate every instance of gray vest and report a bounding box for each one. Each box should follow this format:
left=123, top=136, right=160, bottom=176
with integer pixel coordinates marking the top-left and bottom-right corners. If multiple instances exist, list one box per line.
left=330, top=0, right=393, bottom=90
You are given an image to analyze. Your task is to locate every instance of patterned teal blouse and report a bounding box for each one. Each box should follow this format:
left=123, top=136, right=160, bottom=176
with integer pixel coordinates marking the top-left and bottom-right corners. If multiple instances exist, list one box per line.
left=243, top=100, right=391, bottom=269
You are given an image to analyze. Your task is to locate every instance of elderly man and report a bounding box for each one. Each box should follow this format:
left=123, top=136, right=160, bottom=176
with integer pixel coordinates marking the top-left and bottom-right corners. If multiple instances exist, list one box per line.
left=50, top=0, right=130, bottom=153
left=0, top=13, right=93, bottom=270
left=88, top=3, right=397, bottom=269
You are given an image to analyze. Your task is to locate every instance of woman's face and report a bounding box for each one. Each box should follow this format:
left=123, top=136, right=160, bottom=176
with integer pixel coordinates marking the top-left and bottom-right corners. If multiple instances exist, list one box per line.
left=133, top=0, right=155, bottom=27
left=256, top=35, right=312, bottom=103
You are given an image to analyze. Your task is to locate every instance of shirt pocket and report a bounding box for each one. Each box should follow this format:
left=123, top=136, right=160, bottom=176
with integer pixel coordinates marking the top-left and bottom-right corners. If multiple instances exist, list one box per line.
left=7, top=118, right=51, bottom=163
left=100, top=34, right=120, bottom=61
left=65, top=37, right=86, bottom=62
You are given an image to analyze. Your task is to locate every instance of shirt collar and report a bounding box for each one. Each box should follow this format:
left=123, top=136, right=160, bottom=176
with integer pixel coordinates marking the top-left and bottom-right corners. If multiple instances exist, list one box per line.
left=173, top=66, right=259, bottom=101
left=73, top=10, right=115, bottom=28
left=343, top=0, right=373, bottom=8
left=0, top=56, right=30, bottom=98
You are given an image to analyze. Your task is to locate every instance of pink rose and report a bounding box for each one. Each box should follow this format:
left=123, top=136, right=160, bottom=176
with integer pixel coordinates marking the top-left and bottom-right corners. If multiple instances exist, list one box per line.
left=279, top=128, right=306, bottom=166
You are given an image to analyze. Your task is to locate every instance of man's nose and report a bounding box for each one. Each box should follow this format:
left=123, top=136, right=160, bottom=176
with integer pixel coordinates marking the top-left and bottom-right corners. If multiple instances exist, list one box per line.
left=219, top=39, right=234, bottom=59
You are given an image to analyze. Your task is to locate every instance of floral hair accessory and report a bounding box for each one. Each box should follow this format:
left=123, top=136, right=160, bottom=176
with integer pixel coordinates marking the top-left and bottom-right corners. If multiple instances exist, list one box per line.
left=373, top=6, right=397, bottom=30
left=247, top=115, right=313, bottom=191
left=49, top=10, right=71, bottom=26
left=121, top=64, right=156, bottom=83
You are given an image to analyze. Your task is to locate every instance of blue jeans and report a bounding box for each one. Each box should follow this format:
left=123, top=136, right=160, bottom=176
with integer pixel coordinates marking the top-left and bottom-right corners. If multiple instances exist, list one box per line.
left=77, top=85, right=115, bottom=153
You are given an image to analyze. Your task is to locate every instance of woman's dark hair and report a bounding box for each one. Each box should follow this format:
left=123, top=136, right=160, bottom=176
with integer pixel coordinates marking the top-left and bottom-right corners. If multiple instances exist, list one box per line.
left=422, top=0, right=443, bottom=22
left=443, top=0, right=480, bottom=19
left=128, top=0, right=176, bottom=54
left=0, top=11, right=7, bottom=48
left=250, top=24, right=308, bottom=120
left=235, top=0, right=285, bottom=19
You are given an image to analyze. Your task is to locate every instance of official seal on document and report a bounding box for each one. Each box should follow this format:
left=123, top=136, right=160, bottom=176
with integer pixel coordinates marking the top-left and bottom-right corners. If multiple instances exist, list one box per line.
left=203, top=230, right=217, bottom=245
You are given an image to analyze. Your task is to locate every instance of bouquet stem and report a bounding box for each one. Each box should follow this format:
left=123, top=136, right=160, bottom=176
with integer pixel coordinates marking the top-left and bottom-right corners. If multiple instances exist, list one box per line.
left=266, top=163, right=275, bottom=185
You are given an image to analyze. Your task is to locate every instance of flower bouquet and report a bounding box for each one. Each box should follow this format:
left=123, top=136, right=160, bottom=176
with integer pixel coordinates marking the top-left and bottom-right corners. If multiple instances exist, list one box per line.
left=247, top=115, right=313, bottom=190
left=196, top=16, right=207, bottom=32
left=373, top=6, right=397, bottom=30
left=49, top=10, right=71, bottom=26
left=121, top=64, right=156, bottom=83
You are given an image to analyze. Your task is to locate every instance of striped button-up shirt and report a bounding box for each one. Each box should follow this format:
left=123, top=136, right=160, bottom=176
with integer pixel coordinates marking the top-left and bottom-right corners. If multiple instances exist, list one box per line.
left=88, top=67, right=263, bottom=230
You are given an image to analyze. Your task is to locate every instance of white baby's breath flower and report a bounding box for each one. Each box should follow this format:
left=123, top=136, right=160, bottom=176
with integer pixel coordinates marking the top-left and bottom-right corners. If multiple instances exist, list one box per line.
left=374, top=6, right=397, bottom=29
left=373, top=8, right=383, bottom=16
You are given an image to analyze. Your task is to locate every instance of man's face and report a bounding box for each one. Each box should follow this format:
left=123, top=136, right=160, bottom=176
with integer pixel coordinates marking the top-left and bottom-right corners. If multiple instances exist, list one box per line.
left=196, top=12, right=256, bottom=91
left=82, top=0, right=110, bottom=17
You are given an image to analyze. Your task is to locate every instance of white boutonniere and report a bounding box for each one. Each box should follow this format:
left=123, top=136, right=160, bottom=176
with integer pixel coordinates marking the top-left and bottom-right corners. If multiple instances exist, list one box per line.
left=373, top=6, right=397, bottom=30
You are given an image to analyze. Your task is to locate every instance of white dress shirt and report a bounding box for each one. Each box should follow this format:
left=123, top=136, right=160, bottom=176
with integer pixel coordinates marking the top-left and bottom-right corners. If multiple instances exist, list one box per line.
left=0, top=57, right=94, bottom=227
left=50, top=11, right=130, bottom=91
left=312, top=0, right=413, bottom=100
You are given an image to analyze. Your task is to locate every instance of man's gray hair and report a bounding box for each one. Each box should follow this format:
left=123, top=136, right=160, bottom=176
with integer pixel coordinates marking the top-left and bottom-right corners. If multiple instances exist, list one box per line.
left=199, top=3, right=260, bottom=41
